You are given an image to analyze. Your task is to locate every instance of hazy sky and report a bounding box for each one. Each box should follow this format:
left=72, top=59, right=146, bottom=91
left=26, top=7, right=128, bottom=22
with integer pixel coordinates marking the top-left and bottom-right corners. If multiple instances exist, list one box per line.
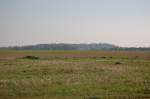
left=0, top=0, right=150, bottom=47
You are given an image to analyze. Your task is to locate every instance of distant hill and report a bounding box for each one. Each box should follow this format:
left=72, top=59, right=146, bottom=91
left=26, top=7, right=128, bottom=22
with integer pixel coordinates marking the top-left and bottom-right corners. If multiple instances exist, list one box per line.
left=0, top=43, right=150, bottom=51
left=0, top=43, right=118, bottom=50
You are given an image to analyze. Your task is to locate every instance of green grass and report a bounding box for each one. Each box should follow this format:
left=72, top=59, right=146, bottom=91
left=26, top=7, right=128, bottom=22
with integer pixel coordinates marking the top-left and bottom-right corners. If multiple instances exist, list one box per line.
left=0, top=51, right=150, bottom=99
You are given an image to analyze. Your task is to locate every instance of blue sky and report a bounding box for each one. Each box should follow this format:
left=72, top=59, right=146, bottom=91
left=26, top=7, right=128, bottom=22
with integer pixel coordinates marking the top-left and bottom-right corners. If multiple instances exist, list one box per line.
left=0, top=0, right=150, bottom=47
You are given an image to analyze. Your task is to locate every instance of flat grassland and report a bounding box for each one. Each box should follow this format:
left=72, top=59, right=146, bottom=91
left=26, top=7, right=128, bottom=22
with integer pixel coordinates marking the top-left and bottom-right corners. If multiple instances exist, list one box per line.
left=0, top=50, right=150, bottom=99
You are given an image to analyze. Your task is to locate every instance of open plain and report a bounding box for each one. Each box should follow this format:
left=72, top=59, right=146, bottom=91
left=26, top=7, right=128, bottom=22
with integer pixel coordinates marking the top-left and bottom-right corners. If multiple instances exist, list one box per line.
left=0, top=50, right=150, bottom=99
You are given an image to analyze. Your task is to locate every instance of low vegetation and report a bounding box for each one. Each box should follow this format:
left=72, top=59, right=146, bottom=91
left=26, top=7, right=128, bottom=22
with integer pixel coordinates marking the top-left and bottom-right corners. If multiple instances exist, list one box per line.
left=22, top=56, right=39, bottom=60
left=0, top=51, right=150, bottom=99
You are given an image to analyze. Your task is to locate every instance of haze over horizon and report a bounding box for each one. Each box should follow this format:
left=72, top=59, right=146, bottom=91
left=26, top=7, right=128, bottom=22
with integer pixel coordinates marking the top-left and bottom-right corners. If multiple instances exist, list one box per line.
left=0, top=0, right=150, bottom=47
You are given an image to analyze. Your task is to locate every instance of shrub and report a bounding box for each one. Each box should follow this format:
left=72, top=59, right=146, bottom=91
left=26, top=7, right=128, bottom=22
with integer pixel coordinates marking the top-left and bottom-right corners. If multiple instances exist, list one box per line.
left=101, top=56, right=106, bottom=58
left=115, top=62, right=122, bottom=65
left=22, top=56, right=39, bottom=60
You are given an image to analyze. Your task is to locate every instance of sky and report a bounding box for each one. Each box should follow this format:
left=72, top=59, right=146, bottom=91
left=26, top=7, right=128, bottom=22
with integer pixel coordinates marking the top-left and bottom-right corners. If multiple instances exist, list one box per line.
left=0, top=0, right=150, bottom=47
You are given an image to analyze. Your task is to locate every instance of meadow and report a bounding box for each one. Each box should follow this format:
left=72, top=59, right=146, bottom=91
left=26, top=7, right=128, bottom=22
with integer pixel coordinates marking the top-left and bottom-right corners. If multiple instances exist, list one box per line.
left=0, top=50, right=150, bottom=99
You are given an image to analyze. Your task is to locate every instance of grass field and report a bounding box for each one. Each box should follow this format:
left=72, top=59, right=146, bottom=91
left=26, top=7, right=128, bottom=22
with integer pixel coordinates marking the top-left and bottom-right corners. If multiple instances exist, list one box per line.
left=0, top=50, right=150, bottom=99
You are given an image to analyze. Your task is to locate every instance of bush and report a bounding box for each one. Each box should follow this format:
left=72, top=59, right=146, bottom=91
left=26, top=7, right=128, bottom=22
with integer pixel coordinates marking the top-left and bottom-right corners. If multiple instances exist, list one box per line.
left=22, top=56, right=39, bottom=60
left=101, top=56, right=106, bottom=58
left=115, top=62, right=122, bottom=65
